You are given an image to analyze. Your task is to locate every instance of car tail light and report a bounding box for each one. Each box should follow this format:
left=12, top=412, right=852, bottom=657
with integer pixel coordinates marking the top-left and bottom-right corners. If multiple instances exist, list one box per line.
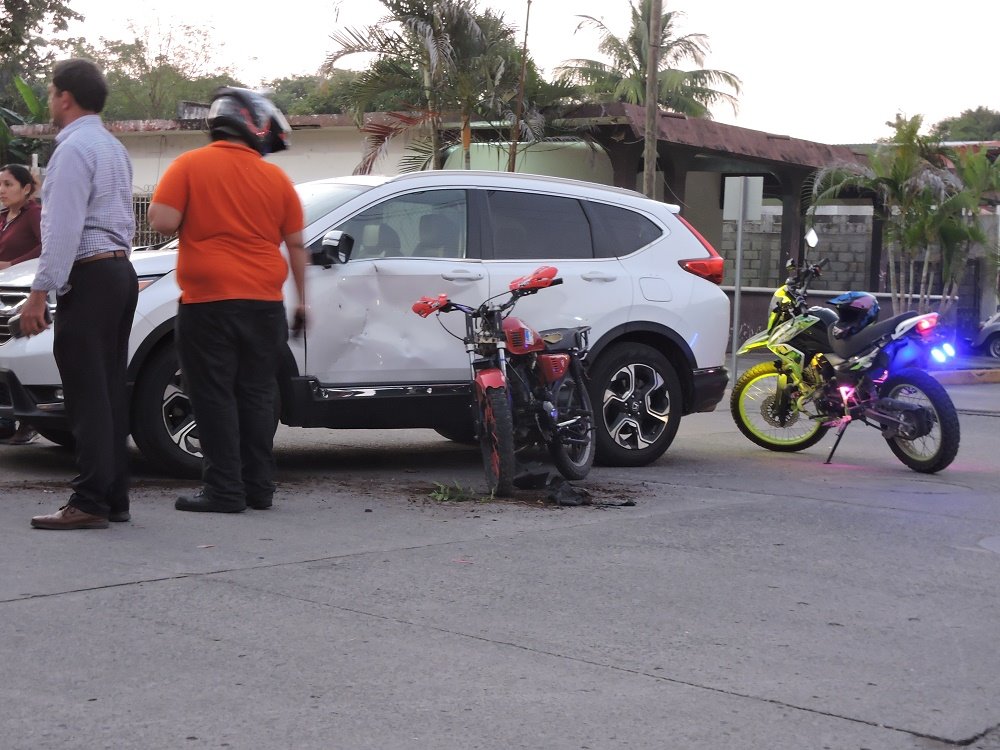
left=676, top=215, right=724, bottom=284
left=916, top=313, right=938, bottom=335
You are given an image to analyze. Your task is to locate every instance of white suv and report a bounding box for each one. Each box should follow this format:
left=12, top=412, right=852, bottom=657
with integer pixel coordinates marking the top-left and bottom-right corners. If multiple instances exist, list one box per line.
left=0, top=170, right=730, bottom=476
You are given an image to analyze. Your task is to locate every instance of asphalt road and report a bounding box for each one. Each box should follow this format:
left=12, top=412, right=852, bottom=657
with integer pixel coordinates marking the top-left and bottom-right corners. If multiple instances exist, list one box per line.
left=1, top=377, right=999, bottom=749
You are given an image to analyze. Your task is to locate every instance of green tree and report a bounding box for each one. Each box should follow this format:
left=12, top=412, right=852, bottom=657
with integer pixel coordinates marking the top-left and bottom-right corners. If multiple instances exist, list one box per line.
left=811, top=115, right=961, bottom=315
left=324, top=0, right=492, bottom=172
left=67, top=23, right=242, bottom=120
left=265, top=72, right=362, bottom=115
left=554, top=0, right=740, bottom=117
left=933, top=147, right=1000, bottom=315
left=0, top=75, right=47, bottom=164
left=0, top=0, right=82, bottom=109
left=931, top=107, right=1000, bottom=141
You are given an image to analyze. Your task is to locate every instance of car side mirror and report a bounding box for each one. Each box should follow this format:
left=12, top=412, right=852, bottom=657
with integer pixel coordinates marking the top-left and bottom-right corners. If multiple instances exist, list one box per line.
left=316, top=231, right=354, bottom=267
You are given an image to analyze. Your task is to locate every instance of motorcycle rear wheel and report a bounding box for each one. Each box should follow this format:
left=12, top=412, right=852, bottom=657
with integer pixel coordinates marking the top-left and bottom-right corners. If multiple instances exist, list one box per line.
left=879, top=369, right=960, bottom=473
left=478, top=386, right=516, bottom=496
left=548, top=372, right=595, bottom=481
left=731, top=362, right=828, bottom=451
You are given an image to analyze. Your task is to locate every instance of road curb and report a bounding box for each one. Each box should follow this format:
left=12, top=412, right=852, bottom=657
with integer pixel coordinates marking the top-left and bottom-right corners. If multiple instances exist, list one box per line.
left=930, top=368, right=1000, bottom=385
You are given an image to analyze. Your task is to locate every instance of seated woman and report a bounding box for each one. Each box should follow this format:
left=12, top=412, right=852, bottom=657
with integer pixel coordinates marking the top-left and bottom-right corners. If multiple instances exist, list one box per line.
left=0, top=163, right=43, bottom=445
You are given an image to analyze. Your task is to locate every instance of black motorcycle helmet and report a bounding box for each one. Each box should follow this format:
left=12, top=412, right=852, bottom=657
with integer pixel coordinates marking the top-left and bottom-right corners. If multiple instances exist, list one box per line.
left=208, top=87, right=291, bottom=155
left=829, top=291, right=879, bottom=339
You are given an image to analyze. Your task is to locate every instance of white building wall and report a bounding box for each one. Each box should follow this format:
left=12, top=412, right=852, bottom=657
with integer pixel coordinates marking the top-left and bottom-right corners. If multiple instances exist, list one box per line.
left=122, top=127, right=411, bottom=193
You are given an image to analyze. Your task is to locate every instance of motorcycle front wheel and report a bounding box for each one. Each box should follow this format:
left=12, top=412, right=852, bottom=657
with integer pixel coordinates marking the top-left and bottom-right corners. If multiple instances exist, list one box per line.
left=548, top=371, right=595, bottom=481
left=879, top=369, right=960, bottom=473
left=478, top=386, right=516, bottom=496
left=731, top=362, right=828, bottom=451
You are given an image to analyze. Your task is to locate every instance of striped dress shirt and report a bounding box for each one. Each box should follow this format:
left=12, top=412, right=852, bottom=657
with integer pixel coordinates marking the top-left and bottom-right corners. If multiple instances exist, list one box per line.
left=33, top=114, right=135, bottom=295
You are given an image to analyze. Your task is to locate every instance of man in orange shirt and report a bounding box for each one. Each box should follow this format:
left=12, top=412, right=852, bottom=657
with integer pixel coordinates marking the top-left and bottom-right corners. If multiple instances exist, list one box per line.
left=148, top=87, right=306, bottom=514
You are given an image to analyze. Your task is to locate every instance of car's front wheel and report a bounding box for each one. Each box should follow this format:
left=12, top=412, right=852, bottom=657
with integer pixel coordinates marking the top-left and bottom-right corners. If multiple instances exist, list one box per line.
left=130, top=344, right=202, bottom=478
left=587, top=343, right=682, bottom=467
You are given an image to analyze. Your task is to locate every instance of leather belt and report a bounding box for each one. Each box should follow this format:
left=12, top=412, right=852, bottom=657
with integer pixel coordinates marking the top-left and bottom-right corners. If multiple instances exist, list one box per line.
left=74, top=249, right=128, bottom=266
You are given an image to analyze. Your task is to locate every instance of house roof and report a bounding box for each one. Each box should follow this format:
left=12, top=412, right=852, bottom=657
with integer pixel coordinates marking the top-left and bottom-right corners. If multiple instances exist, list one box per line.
left=556, top=102, right=867, bottom=170
left=11, top=112, right=378, bottom=139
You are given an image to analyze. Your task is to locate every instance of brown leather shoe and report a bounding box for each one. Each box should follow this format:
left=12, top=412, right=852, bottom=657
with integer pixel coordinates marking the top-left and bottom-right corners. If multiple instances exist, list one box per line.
left=31, top=505, right=110, bottom=530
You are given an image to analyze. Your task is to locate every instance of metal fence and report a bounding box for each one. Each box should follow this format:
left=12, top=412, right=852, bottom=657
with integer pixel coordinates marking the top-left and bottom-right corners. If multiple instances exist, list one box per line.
left=132, top=190, right=167, bottom=247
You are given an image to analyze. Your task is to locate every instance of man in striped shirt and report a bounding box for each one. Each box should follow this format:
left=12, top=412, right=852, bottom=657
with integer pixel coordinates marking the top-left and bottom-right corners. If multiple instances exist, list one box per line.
left=21, top=59, right=139, bottom=530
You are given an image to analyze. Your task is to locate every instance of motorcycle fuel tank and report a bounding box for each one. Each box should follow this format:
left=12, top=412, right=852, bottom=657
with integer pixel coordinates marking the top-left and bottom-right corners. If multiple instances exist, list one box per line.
left=503, top=317, right=546, bottom=354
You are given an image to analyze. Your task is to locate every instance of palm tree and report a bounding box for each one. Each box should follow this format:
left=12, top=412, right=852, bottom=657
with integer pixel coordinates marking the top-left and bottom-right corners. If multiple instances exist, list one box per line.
left=326, top=0, right=534, bottom=174
left=324, top=0, right=484, bottom=172
left=554, top=0, right=740, bottom=117
left=934, top=147, right=1000, bottom=315
left=810, top=115, right=963, bottom=315
left=445, top=8, right=523, bottom=169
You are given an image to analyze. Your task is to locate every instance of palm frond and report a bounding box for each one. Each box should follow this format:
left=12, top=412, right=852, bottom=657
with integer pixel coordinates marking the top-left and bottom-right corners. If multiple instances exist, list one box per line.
left=398, top=135, right=444, bottom=173
left=323, top=26, right=408, bottom=72
left=354, top=110, right=436, bottom=175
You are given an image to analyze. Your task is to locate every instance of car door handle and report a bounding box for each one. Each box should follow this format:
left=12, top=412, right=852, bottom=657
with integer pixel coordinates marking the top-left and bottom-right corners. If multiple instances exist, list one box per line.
left=581, top=272, right=617, bottom=282
left=441, top=270, right=485, bottom=281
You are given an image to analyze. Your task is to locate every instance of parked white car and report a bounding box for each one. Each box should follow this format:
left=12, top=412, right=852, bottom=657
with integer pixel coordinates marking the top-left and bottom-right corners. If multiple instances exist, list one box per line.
left=0, top=170, right=730, bottom=476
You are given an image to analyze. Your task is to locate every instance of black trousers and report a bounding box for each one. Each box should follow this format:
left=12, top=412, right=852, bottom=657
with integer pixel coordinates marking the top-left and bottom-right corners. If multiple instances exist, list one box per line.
left=176, top=300, right=287, bottom=507
left=54, top=257, right=139, bottom=518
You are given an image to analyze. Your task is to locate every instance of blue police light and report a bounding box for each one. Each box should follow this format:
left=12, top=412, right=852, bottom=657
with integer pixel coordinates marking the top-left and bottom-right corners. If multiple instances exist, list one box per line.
left=943, top=342, right=956, bottom=357
left=931, top=348, right=947, bottom=364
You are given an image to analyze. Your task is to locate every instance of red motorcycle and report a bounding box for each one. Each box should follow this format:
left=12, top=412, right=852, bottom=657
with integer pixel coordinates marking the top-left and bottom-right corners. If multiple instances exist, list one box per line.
left=413, top=266, right=595, bottom=496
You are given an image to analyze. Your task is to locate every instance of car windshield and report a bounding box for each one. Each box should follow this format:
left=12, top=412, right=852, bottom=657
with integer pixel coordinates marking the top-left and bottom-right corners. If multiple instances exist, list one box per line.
left=296, top=182, right=374, bottom=226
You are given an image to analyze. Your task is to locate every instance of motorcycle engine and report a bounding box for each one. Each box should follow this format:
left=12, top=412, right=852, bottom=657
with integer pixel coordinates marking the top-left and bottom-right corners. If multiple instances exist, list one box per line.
left=804, top=353, right=831, bottom=386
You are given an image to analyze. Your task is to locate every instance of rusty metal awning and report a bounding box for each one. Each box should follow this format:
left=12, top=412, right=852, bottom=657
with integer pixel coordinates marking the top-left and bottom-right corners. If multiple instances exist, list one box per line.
left=558, top=102, right=866, bottom=170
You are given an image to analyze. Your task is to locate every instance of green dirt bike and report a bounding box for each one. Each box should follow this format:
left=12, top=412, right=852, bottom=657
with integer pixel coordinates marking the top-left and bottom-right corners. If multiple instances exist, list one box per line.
left=730, top=229, right=961, bottom=473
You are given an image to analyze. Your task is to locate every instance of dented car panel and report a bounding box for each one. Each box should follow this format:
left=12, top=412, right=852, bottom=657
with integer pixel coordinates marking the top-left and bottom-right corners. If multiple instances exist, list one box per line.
left=305, top=257, right=487, bottom=384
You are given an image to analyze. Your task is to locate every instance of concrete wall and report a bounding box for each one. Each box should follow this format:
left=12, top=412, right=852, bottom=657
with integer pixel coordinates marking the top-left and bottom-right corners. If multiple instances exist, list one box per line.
left=718, top=208, right=998, bottom=335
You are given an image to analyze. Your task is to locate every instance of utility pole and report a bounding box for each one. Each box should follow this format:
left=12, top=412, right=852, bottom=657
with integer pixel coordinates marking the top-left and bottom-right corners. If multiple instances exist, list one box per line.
left=507, top=0, right=531, bottom=172
left=642, top=0, right=662, bottom=198
left=507, top=0, right=532, bottom=172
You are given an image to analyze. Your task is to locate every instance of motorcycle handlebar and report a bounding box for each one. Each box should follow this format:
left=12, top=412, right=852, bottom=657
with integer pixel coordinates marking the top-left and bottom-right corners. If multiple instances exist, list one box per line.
left=415, top=271, right=563, bottom=318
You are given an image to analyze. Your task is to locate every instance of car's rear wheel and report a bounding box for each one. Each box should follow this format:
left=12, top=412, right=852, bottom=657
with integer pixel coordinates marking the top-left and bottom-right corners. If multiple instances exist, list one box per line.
left=588, top=343, right=682, bottom=467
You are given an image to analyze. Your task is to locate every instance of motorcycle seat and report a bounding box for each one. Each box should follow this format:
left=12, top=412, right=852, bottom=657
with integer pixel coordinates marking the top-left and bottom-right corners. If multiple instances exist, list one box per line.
left=829, top=310, right=918, bottom=359
left=539, top=326, right=590, bottom=352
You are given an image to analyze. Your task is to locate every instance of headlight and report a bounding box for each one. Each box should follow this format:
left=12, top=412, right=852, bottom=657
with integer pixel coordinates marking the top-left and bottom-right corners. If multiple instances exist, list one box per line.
left=137, top=275, right=165, bottom=292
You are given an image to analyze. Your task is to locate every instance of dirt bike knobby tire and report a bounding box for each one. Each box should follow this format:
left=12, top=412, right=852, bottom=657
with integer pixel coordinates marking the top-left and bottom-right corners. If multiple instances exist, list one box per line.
left=880, top=369, right=960, bottom=473
left=478, top=386, right=516, bottom=496
left=548, top=371, right=596, bottom=481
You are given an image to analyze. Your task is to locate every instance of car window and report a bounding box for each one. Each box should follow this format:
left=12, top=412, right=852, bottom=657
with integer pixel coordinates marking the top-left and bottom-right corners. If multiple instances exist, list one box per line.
left=317, top=189, right=467, bottom=260
left=485, top=190, right=593, bottom=260
left=296, top=182, right=373, bottom=227
left=585, top=201, right=663, bottom=258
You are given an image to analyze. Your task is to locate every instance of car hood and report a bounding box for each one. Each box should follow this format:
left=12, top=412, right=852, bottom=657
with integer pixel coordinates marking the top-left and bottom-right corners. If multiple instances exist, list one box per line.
left=0, top=247, right=179, bottom=288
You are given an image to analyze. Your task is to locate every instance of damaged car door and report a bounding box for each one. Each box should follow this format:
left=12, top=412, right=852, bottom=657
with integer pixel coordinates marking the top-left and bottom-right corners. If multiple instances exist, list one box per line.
left=304, top=188, right=488, bottom=385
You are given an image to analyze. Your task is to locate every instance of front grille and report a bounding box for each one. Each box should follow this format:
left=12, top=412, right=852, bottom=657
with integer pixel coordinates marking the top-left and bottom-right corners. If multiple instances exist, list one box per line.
left=0, top=289, right=31, bottom=345
left=0, top=382, right=10, bottom=407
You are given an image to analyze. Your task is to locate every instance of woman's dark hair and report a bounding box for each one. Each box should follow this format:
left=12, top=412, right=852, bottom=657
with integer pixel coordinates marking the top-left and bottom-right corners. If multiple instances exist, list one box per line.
left=0, top=163, right=38, bottom=199
left=51, top=58, right=109, bottom=113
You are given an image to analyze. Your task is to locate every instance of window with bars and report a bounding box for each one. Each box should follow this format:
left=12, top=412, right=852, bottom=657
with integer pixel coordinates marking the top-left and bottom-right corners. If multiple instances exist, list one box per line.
left=132, top=192, right=168, bottom=247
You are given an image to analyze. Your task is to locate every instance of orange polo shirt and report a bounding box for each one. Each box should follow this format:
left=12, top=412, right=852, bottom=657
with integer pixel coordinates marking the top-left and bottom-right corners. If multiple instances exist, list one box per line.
left=152, top=141, right=304, bottom=303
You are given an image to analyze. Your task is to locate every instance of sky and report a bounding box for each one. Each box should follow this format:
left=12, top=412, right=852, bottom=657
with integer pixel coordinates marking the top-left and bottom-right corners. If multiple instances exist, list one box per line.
left=61, top=0, right=1000, bottom=145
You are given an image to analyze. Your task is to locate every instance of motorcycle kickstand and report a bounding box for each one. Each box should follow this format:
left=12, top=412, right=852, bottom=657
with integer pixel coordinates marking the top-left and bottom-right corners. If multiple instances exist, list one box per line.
left=824, top=417, right=852, bottom=464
